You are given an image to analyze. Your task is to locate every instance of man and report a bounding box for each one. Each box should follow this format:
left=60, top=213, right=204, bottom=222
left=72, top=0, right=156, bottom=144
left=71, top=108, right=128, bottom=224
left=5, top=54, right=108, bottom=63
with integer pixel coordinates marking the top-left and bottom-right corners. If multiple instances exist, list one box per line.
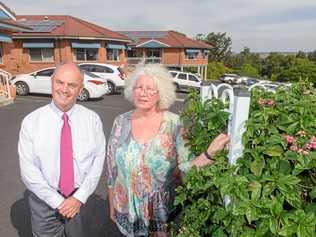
left=18, top=62, right=106, bottom=237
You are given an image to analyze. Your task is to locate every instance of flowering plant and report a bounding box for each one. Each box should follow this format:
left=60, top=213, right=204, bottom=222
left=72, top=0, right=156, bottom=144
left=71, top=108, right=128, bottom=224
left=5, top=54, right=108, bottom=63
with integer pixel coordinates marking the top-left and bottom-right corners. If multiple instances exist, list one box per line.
left=172, top=82, right=316, bottom=237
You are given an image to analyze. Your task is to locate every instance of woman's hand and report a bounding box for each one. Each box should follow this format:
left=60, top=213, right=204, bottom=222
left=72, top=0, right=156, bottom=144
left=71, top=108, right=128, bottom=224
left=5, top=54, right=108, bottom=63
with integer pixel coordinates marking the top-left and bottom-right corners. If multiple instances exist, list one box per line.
left=207, top=133, right=230, bottom=157
left=191, top=133, right=230, bottom=168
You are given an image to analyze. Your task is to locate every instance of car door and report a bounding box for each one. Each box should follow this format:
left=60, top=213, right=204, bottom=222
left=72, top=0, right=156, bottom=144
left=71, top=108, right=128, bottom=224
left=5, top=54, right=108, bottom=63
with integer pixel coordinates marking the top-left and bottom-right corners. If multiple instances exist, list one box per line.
left=32, top=68, right=54, bottom=93
left=187, top=74, right=201, bottom=88
left=176, top=72, right=188, bottom=90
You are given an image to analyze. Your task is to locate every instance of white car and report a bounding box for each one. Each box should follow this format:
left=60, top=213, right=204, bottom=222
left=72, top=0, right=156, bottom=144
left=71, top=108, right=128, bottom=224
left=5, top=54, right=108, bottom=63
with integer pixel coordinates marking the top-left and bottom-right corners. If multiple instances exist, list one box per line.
left=219, top=73, right=240, bottom=84
left=78, top=63, right=126, bottom=94
left=168, top=70, right=202, bottom=91
left=11, top=67, right=109, bottom=101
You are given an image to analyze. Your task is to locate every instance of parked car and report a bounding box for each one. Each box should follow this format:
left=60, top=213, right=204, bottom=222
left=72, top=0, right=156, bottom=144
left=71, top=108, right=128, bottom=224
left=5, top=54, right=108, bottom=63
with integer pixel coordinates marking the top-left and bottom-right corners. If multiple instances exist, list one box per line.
left=11, top=67, right=109, bottom=101
left=168, top=70, right=202, bottom=91
left=219, top=73, right=240, bottom=84
left=78, top=63, right=126, bottom=94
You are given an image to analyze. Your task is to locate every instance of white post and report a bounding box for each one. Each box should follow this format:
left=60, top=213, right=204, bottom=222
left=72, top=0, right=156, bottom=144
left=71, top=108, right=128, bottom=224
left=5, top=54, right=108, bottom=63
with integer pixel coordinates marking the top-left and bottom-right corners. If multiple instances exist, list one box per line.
left=201, top=82, right=251, bottom=164
left=228, top=88, right=251, bottom=164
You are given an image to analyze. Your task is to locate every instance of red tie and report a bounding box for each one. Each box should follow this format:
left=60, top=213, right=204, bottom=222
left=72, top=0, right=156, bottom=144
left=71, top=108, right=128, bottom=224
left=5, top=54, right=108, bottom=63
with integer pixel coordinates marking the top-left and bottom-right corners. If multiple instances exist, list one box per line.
left=59, top=113, right=74, bottom=197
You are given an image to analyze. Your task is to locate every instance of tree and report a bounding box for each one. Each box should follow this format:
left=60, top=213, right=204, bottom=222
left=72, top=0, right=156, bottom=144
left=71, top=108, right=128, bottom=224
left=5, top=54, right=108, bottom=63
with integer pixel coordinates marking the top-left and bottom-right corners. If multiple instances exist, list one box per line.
left=197, top=32, right=232, bottom=63
left=296, top=50, right=307, bottom=59
left=237, top=63, right=259, bottom=77
left=228, top=47, right=262, bottom=73
left=308, top=49, right=316, bottom=63
left=277, top=62, right=316, bottom=85
left=206, top=61, right=232, bottom=80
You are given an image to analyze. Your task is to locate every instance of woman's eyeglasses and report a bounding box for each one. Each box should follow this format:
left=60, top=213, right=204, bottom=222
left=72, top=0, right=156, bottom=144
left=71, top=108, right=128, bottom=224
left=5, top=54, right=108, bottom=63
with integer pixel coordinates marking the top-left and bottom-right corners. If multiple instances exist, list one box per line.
left=133, top=86, right=158, bottom=96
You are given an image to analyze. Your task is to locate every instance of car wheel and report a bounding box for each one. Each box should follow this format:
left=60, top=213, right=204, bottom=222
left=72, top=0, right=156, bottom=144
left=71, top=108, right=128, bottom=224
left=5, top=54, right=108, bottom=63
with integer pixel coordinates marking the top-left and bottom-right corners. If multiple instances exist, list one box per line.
left=77, top=88, right=90, bottom=101
left=15, top=81, right=29, bottom=96
left=107, top=81, right=115, bottom=94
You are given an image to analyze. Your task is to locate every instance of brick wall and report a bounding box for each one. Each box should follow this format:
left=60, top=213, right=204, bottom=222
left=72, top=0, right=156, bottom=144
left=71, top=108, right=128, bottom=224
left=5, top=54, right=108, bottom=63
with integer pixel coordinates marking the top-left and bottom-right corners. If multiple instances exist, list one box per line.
left=0, top=39, right=128, bottom=75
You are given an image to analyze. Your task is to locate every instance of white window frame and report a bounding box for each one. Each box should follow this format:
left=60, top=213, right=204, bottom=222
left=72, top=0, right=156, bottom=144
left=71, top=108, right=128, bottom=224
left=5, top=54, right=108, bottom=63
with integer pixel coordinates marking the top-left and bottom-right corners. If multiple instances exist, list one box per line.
left=185, top=50, right=199, bottom=60
left=74, top=48, right=98, bottom=61
left=107, top=48, right=120, bottom=61
left=29, top=48, right=54, bottom=62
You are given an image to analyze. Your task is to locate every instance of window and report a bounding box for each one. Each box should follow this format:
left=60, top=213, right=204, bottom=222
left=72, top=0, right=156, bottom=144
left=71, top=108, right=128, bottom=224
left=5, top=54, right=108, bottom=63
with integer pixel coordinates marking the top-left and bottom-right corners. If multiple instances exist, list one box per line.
left=185, top=51, right=199, bottom=59
left=107, top=49, right=120, bottom=61
left=29, top=48, right=54, bottom=62
left=188, top=74, right=199, bottom=82
left=36, top=69, right=54, bottom=77
left=146, top=49, right=161, bottom=58
left=203, top=50, right=209, bottom=59
left=169, top=72, right=178, bottom=78
left=177, top=73, right=187, bottom=80
left=74, top=48, right=98, bottom=61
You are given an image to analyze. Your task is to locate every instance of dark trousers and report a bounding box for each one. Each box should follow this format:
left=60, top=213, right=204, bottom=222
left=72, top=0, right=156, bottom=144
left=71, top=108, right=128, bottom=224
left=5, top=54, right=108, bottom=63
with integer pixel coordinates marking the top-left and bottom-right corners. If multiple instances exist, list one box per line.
left=28, top=191, right=84, bottom=237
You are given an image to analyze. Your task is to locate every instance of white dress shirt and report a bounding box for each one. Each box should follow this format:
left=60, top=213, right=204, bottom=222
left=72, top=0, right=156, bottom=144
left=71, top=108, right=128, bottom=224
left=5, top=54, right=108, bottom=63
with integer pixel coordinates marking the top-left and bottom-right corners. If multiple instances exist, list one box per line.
left=18, top=102, right=106, bottom=209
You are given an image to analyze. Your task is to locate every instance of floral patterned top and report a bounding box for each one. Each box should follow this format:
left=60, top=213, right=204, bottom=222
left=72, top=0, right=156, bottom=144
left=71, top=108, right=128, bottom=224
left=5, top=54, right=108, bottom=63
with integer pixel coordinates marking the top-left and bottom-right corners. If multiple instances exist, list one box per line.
left=106, top=110, right=194, bottom=236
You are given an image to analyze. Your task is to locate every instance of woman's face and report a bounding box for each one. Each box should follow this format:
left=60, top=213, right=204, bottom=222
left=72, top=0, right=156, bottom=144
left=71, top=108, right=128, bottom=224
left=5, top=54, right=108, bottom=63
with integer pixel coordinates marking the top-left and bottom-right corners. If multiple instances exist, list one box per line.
left=133, top=74, right=160, bottom=110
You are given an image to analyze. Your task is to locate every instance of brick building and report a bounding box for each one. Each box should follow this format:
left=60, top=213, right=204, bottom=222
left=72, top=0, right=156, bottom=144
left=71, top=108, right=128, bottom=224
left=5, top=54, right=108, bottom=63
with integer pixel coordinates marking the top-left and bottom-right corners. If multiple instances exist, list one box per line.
left=0, top=3, right=211, bottom=79
left=119, top=31, right=212, bottom=79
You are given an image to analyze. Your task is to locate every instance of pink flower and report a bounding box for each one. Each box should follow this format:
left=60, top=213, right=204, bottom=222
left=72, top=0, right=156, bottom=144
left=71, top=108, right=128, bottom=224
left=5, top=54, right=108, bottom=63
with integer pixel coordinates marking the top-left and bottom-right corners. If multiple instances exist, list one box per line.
left=258, top=98, right=265, bottom=106
left=311, top=142, right=316, bottom=149
left=310, top=136, right=316, bottom=143
left=290, top=145, right=298, bottom=152
left=304, top=143, right=313, bottom=150
left=298, top=149, right=309, bottom=155
left=267, top=99, right=275, bottom=106
left=285, top=135, right=295, bottom=145
left=296, top=130, right=306, bottom=137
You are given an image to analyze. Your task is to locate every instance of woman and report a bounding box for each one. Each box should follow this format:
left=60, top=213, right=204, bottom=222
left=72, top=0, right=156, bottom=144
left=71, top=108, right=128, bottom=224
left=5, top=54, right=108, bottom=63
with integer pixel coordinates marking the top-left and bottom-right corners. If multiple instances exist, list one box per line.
left=106, top=64, right=229, bottom=237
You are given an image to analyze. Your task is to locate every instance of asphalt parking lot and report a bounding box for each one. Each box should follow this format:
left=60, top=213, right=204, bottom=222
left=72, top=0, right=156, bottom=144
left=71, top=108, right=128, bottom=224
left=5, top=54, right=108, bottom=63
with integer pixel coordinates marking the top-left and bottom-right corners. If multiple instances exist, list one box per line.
left=0, top=92, right=186, bottom=237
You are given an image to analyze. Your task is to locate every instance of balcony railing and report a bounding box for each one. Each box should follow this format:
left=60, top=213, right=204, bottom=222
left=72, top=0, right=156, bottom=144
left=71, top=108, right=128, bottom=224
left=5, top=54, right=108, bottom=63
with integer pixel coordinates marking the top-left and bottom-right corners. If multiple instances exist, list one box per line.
left=127, top=57, right=162, bottom=65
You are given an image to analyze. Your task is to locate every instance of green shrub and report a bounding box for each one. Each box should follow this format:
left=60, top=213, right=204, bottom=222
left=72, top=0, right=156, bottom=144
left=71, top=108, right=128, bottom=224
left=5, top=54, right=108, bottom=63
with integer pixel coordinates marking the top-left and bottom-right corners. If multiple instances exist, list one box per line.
left=172, top=83, right=316, bottom=237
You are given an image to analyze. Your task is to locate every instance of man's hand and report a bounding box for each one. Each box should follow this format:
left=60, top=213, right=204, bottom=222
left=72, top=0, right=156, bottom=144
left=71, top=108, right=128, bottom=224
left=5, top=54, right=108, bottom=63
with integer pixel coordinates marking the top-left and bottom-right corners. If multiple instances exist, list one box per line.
left=57, top=196, right=82, bottom=219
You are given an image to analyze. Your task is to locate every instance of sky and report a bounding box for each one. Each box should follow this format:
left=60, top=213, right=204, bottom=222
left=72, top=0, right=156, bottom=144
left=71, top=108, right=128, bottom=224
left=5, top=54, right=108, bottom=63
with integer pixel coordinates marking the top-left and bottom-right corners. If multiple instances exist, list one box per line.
left=7, top=0, right=316, bottom=53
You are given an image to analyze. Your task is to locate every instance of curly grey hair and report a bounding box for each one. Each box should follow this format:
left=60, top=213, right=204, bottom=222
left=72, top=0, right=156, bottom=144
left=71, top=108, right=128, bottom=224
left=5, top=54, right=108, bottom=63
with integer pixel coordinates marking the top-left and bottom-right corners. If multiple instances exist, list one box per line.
left=124, top=64, right=176, bottom=110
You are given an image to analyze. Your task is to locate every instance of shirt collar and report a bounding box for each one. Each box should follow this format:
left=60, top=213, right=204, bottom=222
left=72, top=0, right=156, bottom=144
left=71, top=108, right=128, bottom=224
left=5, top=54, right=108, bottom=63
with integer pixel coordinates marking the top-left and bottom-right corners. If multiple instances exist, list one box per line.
left=49, top=101, right=76, bottom=121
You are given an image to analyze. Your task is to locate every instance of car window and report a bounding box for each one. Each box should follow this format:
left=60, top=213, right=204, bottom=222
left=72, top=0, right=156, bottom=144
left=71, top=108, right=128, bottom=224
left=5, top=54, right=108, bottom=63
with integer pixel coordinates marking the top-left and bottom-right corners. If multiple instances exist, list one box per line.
left=169, top=72, right=178, bottom=78
left=188, top=74, right=199, bottom=82
left=79, top=64, right=91, bottom=71
left=36, top=69, right=54, bottom=77
left=103, top=66, right=114, bottom=73
left=177, top=73, right=187, bottom=80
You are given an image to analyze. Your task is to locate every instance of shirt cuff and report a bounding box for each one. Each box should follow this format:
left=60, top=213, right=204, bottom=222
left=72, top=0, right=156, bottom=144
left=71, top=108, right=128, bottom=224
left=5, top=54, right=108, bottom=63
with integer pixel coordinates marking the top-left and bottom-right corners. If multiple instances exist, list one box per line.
left=72, top=188, right=89, bottom=204
left=48, top=194, right=65, bottom=209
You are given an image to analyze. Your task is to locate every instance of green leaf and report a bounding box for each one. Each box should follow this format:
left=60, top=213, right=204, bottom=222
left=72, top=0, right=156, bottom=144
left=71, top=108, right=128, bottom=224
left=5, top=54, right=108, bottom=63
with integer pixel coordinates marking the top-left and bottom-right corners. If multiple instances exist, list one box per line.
left=310, top=186, right=316, bottom=199
left=248, top=180, right=262, bottom=200
left=264, top=145, right=283, bottom=157
left=279, top=224, right=297, bottom=236
left=250, top=158, right=265, bottom=176
left=269, top=217, right=278, bottom=234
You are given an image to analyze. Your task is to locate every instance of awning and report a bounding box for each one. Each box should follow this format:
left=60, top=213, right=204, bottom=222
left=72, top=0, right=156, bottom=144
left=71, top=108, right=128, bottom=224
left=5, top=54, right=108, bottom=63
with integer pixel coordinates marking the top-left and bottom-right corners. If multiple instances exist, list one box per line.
left=71, top=42, right=101, bottom=49
left=23, top=42, right=54, bottom=48
left=107, top=43, right=125, bottom=50
left=0, top=33, right=12, bottom=43
left=186, top=49, right=200, bottom=53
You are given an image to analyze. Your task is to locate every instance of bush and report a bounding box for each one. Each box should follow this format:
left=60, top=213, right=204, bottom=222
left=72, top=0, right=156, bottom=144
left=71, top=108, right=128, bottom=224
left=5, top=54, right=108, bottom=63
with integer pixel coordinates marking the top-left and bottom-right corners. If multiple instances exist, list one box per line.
left=172, top=83, right=316, bottom=237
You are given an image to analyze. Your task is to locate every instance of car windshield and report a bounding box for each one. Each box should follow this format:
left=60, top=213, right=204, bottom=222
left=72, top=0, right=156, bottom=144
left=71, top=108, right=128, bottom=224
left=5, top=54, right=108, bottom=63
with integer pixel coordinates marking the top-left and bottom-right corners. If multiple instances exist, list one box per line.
left=83, top=70, right=100, bottom=78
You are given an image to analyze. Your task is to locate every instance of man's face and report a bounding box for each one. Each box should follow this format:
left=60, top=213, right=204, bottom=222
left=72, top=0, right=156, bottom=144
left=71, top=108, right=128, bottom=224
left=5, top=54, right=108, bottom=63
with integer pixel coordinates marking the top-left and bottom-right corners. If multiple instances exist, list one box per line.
left=51, top=64, right=83, bottom=112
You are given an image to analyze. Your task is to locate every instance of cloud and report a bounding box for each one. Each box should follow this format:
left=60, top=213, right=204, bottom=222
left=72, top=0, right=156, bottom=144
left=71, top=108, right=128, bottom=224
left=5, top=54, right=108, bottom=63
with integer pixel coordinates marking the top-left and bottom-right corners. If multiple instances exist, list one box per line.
left=7, top=0, right=316, bottom=52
